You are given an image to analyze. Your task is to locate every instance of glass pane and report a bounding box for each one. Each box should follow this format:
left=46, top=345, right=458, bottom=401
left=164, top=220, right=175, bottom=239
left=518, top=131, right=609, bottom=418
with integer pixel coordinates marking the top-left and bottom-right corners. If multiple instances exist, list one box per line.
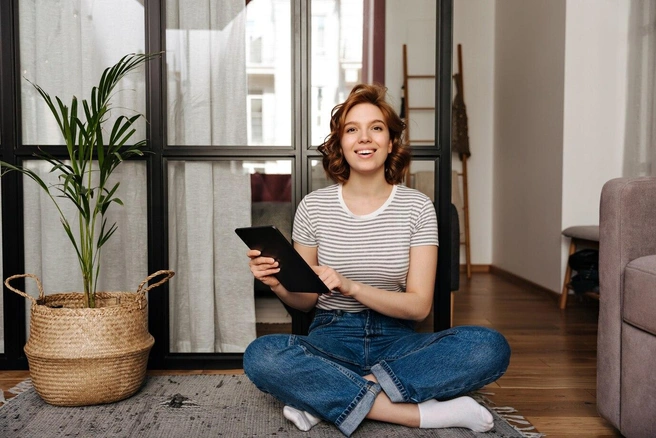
left=23, top=161, right=148, bottom=332
left=394, top=0, right=436, bottom=146
left=166, top=0, right=292, bottom=146
left=407, top=160, right=435, bottom=201
left=407, top=160, right=436, bottom=333
left=310, top=0, right=364, bottom=146
left=19, top=0, right=146, bottom=145
left=406, top=78, right=435, bottom=145
left=309, top=0, right=437, bottom=147
left=310, top=158, right=333, bottom=192
left=168, top=159, right=293, bottom=353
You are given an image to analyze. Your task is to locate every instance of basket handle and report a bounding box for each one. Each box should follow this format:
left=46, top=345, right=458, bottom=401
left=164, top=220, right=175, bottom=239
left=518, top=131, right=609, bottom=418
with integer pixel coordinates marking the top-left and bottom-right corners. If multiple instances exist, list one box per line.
left=136, top=270, right=175, bottom=297
left=4, top=274, right=44, bottom=305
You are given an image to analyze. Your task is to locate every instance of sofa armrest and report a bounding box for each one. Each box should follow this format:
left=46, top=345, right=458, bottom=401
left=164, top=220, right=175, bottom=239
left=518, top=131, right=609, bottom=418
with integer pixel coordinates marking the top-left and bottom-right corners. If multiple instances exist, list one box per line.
left=597, top=177, right=656, bottom=427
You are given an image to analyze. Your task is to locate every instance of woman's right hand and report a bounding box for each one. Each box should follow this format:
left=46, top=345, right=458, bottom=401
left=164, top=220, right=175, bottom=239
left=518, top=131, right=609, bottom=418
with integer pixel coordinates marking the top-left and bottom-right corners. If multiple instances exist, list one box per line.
left=247, top=250, right=281, bottom=289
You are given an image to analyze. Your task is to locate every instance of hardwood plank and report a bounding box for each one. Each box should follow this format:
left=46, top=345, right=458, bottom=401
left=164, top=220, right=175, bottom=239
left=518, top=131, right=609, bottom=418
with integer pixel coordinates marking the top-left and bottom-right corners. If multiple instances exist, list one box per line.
left=496, top=375, right=597, bottom=389
left=527, top=417, right=622, bottom=437
left=482, top=387, right=596, bottom=404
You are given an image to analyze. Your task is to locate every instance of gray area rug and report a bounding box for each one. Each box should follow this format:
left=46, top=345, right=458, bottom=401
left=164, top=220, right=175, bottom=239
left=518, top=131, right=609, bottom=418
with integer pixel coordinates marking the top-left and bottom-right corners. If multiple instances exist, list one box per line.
left=0, top=374, right=533, bottom=437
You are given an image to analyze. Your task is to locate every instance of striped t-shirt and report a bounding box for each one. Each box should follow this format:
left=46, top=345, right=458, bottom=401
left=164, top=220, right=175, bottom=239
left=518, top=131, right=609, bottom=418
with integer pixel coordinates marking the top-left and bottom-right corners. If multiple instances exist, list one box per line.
left=292, top=184, right=439, bottom=312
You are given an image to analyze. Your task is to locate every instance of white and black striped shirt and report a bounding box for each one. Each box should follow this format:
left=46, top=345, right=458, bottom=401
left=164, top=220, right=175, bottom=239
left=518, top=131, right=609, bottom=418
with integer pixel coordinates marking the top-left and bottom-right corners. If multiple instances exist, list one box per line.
left=292, top=184, right=439, bottom=312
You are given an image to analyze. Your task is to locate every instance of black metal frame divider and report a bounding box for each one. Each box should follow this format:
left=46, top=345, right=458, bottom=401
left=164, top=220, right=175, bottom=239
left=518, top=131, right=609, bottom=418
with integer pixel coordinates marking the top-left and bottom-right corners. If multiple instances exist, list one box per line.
left=0, top=0, right=453, bottom=370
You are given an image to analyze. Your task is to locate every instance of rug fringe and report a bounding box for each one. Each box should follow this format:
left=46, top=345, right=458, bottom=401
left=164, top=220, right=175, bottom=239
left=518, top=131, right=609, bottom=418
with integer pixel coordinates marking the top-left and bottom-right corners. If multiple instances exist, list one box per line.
left=489, top=406, right=546, bottom=438
left=471, top=392, right=545, bottom=437
left=0, top=379, right=33, bottom=408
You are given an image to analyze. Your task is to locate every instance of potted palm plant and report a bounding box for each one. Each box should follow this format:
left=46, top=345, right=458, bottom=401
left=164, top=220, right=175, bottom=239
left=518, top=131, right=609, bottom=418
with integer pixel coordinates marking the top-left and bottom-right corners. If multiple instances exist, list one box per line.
left=0, top=52, right=174, bottom=406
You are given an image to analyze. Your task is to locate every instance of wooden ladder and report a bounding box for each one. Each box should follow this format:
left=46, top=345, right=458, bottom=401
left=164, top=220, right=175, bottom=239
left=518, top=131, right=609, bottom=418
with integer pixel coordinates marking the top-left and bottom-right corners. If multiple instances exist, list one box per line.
left=402, top=44, right=435, bottom=145
left=403, top=43, right=472, bottom=280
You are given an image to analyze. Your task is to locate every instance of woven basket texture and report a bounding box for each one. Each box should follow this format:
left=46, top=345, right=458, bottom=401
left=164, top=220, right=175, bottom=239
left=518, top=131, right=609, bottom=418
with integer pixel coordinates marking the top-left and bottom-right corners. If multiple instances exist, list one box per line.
left=26, top=291, right=153, bottom=406
left=6, top=271, right=174, bottom=407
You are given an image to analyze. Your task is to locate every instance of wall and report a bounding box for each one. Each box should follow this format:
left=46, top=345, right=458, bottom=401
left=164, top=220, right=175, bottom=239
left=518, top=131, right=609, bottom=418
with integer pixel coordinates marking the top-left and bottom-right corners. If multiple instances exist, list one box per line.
left=492, top=0, right=567, bottom=291
left=454, top=0, right=630, bottom=293
left=560, top=0, right=628, bottom=283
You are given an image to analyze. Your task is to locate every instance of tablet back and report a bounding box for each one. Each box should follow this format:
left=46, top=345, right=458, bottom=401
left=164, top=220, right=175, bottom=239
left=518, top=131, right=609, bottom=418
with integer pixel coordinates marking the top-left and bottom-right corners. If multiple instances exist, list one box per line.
left=235, top=225, right=331, bottom=294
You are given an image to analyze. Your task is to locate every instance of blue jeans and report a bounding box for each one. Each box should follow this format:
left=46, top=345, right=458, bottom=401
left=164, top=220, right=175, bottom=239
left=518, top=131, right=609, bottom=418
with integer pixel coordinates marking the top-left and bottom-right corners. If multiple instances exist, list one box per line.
left=244, top=309, right=511, bottom=436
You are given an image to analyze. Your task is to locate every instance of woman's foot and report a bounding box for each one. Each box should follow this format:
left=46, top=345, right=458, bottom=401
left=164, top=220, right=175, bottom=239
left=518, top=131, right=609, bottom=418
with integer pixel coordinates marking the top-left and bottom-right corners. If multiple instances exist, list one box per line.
left=418, top=396, right=494, bottom=432
left=283, top=405, right=322, bottom=431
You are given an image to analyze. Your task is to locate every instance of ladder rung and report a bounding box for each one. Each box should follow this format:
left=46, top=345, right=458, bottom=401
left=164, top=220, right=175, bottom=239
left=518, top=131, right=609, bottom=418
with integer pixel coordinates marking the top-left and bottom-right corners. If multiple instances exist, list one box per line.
left=408, top=75, right=435, bottom=79
left=408, top=107, right=435, bottom=111
left=409, top=139, right=434, bottom=143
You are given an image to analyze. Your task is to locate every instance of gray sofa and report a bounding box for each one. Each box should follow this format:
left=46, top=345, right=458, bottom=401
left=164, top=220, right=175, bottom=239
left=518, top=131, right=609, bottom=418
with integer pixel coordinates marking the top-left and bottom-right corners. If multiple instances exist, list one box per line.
left=598, top=177, right=656, bottom=438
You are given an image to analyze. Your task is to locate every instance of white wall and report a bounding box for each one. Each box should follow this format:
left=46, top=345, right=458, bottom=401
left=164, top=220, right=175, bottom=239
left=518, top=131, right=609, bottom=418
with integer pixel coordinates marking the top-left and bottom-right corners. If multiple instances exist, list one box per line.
left=560, top=0, right=628, bottom=282
left=454, top=0, right=631, bottom=293
left=493, top=0, right=566, bottom=291
left=452, top=0, right=495, bottom=265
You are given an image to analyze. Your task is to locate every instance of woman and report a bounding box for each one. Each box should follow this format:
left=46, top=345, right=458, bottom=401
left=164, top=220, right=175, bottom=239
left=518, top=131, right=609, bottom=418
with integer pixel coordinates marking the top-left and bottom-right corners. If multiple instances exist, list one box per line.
left=244, top=83, right=510, bottom=436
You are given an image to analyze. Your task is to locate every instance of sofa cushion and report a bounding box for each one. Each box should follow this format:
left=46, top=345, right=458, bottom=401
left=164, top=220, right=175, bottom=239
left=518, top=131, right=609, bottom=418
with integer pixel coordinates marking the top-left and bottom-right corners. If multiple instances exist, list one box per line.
left=562, top=225, right=599, bottom=242
left=624, top=255, right=656, bottom=336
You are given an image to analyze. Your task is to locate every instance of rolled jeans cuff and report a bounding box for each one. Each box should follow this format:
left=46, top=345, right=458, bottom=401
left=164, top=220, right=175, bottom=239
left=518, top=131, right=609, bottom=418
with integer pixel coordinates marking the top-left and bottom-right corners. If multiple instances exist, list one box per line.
left=371, top=361, right=407, bottom=403
left=337, top=380, right=381, bottom=437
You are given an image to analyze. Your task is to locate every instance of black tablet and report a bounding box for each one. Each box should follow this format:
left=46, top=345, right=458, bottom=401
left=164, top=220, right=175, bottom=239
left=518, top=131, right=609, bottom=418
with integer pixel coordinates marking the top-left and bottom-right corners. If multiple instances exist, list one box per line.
left=235, top=225, right=331, bottom=294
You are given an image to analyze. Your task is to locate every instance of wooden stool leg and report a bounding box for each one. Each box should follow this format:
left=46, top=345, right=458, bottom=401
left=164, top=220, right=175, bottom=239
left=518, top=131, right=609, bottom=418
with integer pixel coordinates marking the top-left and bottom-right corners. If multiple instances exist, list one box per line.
left=559, top=240, right=577, bottom=309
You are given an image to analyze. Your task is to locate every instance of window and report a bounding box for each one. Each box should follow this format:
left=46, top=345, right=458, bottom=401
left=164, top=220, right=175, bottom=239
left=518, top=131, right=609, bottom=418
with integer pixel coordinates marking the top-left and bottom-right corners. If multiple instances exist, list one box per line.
left=0, top=0, right=447, bottom=368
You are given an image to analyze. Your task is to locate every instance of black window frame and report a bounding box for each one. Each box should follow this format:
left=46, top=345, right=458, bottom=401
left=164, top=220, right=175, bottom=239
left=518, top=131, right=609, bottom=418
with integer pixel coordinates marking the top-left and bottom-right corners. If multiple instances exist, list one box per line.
left=0, top=0, right=452, bottom=370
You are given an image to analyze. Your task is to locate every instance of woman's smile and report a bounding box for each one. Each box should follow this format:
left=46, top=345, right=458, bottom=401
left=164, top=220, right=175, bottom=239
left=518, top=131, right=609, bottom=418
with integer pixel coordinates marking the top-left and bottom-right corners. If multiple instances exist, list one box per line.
left=355, top=148, right=376, bottom=157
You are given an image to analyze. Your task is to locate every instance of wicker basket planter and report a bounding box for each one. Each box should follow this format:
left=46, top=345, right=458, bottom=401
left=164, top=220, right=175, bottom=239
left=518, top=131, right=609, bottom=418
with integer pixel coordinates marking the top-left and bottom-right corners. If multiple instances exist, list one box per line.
left=5, top=270, right=174, bottom=407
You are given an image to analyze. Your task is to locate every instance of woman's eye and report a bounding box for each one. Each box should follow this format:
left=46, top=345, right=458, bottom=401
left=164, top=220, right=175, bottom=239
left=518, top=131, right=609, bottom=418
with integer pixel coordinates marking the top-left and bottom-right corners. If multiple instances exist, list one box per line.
left=373, top=126, right=383, bottom=131
left=346, top=127, right=356, bottom=133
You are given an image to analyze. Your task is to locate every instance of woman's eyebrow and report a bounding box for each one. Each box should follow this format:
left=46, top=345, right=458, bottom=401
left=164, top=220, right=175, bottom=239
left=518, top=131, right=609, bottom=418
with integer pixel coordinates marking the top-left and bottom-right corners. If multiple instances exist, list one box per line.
left=344, top=119, right=386, bottom=126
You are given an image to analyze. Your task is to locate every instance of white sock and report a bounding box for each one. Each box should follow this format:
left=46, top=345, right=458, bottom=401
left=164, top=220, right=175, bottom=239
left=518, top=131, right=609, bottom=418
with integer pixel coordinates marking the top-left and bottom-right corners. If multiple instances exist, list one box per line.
left=418, top=396, right=494, bottom=432
left=283, top=405, right=322, bottom=431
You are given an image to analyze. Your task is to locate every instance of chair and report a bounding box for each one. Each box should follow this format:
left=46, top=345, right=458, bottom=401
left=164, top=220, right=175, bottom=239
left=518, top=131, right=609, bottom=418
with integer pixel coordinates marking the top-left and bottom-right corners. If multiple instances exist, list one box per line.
left=597, top=177, right=656, bottom=438
left=559, top=225, right=599, bottom=309
left=450, top=203, right=460, bottom=324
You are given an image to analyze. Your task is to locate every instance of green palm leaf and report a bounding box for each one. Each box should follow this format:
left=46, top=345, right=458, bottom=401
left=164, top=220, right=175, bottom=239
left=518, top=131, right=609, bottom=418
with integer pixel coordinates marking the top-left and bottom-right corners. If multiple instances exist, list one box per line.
left=0, top=52, right=162, bottom=307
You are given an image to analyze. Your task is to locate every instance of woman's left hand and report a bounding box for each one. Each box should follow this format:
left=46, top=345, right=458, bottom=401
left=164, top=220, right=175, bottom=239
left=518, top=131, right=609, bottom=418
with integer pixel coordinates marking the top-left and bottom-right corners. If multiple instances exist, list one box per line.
left=312, top=265, right=357, bottom=297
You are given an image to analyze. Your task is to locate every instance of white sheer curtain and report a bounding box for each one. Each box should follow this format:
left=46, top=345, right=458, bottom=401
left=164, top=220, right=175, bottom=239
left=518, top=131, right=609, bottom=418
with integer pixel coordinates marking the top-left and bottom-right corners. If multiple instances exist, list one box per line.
left=18, top=0, right=148, bottom=327
left=166, top=0, right=248, bottom=145
left=20, top=0, right=147, bottom=145
left=168, top=162, right=255, bottom=352
left=166, top=0, right=256, bottom=352
left=624, top=0, right=656, bottom=176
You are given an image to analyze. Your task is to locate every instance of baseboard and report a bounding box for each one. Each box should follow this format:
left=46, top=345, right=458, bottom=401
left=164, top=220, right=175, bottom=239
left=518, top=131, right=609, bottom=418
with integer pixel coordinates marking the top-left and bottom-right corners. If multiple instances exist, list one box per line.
left=459, top=264, right=491, bottom=273
left=488, top=265, right=559, bottom=298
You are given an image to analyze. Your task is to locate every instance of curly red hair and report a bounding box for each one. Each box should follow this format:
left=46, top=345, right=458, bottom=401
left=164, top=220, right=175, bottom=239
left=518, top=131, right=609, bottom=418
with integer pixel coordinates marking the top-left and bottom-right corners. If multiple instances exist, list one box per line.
left=317, top=83, right=410, bottom=185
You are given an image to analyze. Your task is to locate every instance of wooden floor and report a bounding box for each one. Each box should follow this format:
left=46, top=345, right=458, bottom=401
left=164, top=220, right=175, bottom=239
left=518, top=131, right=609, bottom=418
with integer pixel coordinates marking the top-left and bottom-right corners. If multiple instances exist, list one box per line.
left=0, top=272, right=621, bottom=437
left=452, top=272, right=620, bottom=438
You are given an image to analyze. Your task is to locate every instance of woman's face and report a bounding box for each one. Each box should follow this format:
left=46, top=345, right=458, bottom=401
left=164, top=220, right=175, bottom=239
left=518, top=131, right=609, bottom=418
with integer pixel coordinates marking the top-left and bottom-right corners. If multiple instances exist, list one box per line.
left=340, top=103, right=393, bottom=179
